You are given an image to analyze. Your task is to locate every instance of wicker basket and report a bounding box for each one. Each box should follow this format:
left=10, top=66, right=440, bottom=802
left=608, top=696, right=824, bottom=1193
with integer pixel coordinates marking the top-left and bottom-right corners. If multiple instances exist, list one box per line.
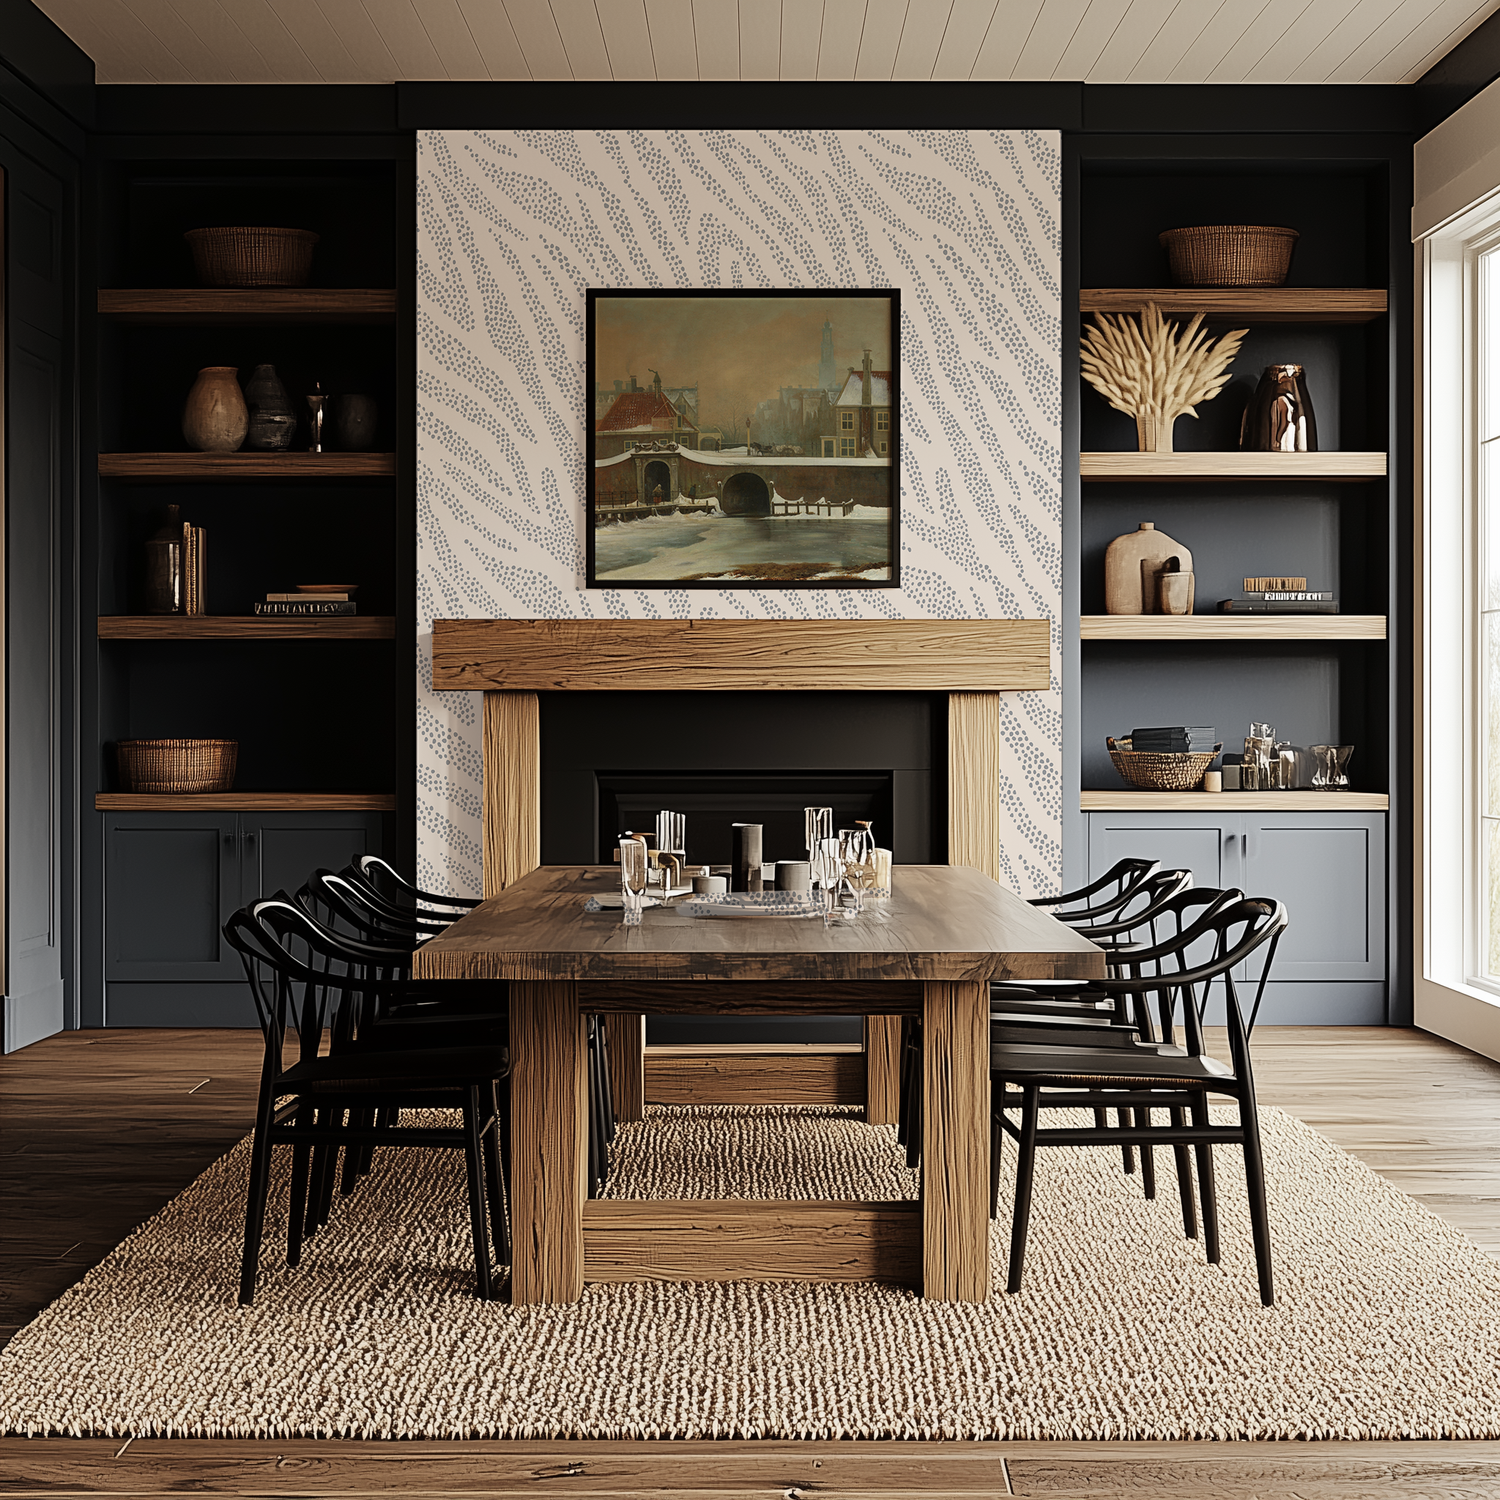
left=1107, top=736, right=1222, bottom=792
left=117, top=738, right=238, bottom=794
left=184, top=227, right=319, bottom=288
left=1158, top=225, right=1298, bottom=288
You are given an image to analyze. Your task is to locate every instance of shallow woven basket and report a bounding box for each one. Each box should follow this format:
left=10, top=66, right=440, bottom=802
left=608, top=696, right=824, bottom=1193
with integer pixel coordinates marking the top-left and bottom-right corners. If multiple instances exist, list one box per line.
left=1158, top=225, right=1298, bottom=288
left=117, top=738, right=237, bottom=794
left=1107, top=736, right=1222, bottom=792
left=184, top=227, right=319, bottom=288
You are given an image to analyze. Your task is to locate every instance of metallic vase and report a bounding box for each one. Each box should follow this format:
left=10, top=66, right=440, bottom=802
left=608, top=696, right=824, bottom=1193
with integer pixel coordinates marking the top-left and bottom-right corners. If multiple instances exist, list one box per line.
left=1241, top=364, right=1318, bottom=452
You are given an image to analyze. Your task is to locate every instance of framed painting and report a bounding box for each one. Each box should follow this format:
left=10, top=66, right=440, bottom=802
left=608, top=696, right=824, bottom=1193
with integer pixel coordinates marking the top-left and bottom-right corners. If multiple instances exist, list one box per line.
left=585, top=288, right=899, bottom=589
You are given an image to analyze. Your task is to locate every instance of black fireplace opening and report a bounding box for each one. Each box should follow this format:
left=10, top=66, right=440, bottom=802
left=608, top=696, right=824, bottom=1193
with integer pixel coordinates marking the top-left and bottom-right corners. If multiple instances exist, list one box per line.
left=539, top=690, right=944, bottom=1045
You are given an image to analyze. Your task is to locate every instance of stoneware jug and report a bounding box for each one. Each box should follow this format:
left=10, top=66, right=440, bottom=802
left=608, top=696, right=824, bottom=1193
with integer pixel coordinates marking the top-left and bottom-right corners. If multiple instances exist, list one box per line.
left=242, top=364, right=296, bottom=451
left=1104, top=522, right=1192, bottom=614
left=182, top=367, right=248, bottom=453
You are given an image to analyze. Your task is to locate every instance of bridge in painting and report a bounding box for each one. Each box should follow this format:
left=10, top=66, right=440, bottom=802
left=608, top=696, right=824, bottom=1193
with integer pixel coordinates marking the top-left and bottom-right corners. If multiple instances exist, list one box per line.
left=593, top=442, right=891, bottom=523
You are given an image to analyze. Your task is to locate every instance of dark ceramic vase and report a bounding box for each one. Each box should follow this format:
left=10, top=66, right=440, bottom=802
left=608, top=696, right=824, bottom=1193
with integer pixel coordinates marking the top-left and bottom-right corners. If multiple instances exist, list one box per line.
left=1240, top=364, right=1318, bottom=452
left=331, top=393, right=378, bottom=451
left=242, top=364, right=296, bottom=451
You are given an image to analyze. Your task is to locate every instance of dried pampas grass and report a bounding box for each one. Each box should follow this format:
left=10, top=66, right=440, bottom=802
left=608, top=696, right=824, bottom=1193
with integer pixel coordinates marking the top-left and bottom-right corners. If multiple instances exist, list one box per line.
left=1081, top=301, right=1246, bottom=453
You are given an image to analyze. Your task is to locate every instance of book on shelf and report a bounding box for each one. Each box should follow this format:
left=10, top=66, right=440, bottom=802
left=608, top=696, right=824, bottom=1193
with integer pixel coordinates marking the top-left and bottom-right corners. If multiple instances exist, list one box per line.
left=1218, top=598, right=1339, bottom=613
left=264, top=592, right=351, bottom=601
left=1131, top=725, right=1217, bottom=752
left=1244, top=576, right=1307, bottom=592
left=1242, top=590, right=1333, bottom=601
left=182, top=522, right=207, bottom=616
left=253, top=600, right=358, bottom=615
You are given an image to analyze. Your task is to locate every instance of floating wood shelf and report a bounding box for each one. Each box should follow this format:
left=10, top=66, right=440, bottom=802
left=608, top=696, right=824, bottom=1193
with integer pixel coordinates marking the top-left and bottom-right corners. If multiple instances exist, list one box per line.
left=1080, top=451, right=1386, bottom=481
left=1081, top=790, right=1389, bottom=811
left=1080, top=288, right=1388, bottom=323
left=95, top=792, right=397, bottom=811
left=99, top=452, right=396, bottom=482
left=98, top=616, right=395, bottom=639
left=98, top=288, right=397, bottom=324
left=1080, top=615, right=1386, bottom=641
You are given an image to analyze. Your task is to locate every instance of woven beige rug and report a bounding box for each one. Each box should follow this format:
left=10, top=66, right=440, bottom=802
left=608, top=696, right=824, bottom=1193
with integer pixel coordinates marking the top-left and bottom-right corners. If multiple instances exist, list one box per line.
left=4, top=1103, right=1500, bottom=1441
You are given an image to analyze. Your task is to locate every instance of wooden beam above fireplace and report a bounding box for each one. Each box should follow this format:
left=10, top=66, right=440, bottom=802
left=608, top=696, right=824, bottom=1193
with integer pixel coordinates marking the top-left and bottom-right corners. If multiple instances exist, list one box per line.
left=430, top=618, right=1050, bottom=693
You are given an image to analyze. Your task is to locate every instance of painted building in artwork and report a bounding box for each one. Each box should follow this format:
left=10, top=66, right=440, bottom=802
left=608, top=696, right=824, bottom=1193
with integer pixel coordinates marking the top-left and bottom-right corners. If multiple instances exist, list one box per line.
left=593, top=371, right=700, bottom=459
left=824, top=350, right=893, bottom=457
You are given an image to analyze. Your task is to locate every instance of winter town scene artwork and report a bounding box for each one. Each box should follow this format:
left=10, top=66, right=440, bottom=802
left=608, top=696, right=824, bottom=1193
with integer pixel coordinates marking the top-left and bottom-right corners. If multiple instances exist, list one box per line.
left=585, top=290, right=898, bottom=589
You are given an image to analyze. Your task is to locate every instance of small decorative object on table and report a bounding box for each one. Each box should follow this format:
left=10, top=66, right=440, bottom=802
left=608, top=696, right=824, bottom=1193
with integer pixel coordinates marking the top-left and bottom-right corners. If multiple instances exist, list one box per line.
left=619, top=836, right=649, bottom=926
left=1105, top=523, right=1192, bottom=614
left=1310, top=744, right=1354, bottom=790
left=182, top=367, right=248, bottom=453
left=1079, top=301, right=1245, bottom=453
left=331, top=394, right=378, bottom=451
left=117, top=738, right=237, bottom=793
left=306, top=383, right=328, bottom=453
left=1242, top=364, right=1318, bottom=452
left=243, top=364, right=296, bottom=451
left=1108, top=733, right=1222, bottom=791
left=184, top=226, right=318, bottom=288
left=1158, top=225, right=1298, bottom=288
left=144, top=505, right=184, bottom=614
left=871, top=847, right=892, bottom=894
left=683, top=892, right=822, bottom=919
left=775, top=861, right=811, bottom=891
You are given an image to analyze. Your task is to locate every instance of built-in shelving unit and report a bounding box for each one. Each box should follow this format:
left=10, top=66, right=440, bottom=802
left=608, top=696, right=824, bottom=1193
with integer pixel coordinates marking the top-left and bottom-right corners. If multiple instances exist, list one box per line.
left=1079, top=451, right=1386, bottom=481
left=99, top=452, right=396, bottom=482
left=98, top=288, right=397, bottom=324
left=1080, top=614, right=1386, bottom=641
left=95, top=792, right=398, bottom=811
left=1079, top=288, right=1387, bottom=322
left=1080, top=790, right=1390, bottom=811
left=98, top=616, right=395, bottom=639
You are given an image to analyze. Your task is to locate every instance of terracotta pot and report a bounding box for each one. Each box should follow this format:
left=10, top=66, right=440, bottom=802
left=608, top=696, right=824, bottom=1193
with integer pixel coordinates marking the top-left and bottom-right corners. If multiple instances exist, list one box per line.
left=1104, top=522, right=1192, bottom=614
left=182, top=367, right=248, bottom=453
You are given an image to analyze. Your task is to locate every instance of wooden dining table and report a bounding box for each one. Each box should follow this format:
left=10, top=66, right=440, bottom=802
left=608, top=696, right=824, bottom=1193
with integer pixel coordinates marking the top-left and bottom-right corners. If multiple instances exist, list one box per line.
left=412, top=864, right=1105, bottom=1305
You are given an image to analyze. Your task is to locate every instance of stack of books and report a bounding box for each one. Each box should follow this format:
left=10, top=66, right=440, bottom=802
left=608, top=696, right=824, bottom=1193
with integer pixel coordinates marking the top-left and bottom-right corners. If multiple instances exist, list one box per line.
left=1217, top=575, right=1338, bottom=613
left=182, top=521, right=206, bottom=616
left=1130, top=725, right=1217, bottom=753
left=253, top=592, right=357, bottom=617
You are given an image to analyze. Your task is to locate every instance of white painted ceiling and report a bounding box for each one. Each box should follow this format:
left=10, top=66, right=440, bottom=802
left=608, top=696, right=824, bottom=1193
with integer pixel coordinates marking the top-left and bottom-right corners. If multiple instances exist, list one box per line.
left=32, top=0, right=1500, bottom=85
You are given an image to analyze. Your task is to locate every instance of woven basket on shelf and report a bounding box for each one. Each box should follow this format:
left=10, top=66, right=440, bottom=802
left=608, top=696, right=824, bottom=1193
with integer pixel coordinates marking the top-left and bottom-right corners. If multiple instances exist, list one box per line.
left=1107, top=736, right=1222, bottom=792
left=117, top=738, right=238, bottom=794
left=1158, top=225, right=1298, bottom=288
left=184, top=227, right=319, bottom=288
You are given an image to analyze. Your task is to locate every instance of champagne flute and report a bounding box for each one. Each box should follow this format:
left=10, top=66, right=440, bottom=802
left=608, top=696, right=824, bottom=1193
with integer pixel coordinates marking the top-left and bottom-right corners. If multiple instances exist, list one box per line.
left=619, top=836, right=649, bottom=927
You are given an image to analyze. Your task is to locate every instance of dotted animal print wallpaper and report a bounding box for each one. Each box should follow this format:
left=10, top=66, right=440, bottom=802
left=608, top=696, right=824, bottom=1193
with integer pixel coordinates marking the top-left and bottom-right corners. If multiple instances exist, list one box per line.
left=416, top=129, right=1062, bottom=898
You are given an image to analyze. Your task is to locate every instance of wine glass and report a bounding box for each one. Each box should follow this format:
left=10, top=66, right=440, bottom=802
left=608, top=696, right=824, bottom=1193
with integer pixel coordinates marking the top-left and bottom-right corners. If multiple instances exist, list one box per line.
left=619, top=836, right=649, bottom=926
left=813, top=835, right=845, bottom=926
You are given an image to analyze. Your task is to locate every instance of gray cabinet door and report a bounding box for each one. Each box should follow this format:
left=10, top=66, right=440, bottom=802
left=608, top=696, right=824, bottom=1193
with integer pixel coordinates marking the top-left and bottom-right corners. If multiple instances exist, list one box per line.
left=104, top=812, right=240, bottom=983
left=242, top=813, right=383, bottom=902
left=1242, top=813, right=1386, bottom=981
left=1087, top=812, right=1242, bottom=892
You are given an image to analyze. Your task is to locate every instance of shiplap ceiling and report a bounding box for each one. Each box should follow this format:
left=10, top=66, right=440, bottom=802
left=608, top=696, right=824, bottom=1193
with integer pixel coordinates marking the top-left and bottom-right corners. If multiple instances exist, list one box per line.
left=33, top=0, right=1500, bottom=85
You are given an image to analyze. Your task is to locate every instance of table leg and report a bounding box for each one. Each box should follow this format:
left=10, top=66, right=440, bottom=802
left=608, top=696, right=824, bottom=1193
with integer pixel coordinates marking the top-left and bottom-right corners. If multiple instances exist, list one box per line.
left=920, top=979, right=990, bottom=1302
left=508, top=979, right=586, bottom=1304
left=606, top=1012, right=646, bottom=1123
left=863, top=1015, right=902, bottom=1124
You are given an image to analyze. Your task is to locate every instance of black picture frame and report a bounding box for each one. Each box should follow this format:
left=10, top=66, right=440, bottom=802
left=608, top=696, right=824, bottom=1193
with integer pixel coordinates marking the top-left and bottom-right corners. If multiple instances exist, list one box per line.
left=585, top=287, right=899, bottom=590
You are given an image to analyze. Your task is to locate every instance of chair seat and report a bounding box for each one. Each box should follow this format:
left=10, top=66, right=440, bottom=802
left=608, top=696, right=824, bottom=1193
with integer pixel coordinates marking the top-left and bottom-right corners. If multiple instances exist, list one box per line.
left=281, top=1044, right=510, bottom=1094
left=991, top=1013, right=1142, bottom=1048
left=990, top=1041, right=1234, bottom=1084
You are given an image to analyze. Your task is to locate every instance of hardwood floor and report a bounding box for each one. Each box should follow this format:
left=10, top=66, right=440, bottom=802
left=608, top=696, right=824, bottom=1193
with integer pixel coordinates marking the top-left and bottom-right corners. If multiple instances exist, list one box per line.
left=4, top=1025, right=1500, bottom=1494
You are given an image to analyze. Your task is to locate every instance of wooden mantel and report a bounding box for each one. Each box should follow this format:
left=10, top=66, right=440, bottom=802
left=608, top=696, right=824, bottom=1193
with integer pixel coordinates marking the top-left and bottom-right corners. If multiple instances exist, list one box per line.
left=429, top=616, right=1052, bottom=1124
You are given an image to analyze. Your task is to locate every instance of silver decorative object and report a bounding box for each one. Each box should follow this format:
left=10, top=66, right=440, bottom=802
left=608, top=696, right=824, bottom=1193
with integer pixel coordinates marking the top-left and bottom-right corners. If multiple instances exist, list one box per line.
left=306, top=382, right=328, bottom=453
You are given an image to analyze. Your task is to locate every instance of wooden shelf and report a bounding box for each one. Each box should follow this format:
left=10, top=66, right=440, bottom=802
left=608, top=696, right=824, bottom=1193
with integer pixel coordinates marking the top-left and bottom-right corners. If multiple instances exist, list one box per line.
left=1081, top=790, right=1389, bottom=811
left=1080, top=288, right=1387, bottom=323
left=1080, top=614, right=1386, bottom=641
left=98, top=616, right=395, bottom=639
left=99, top=452, right=395, bottom=483
left=98, top=288, right=396, bottom=324
left=1080, top=451, right=1386, bottom=482
left=95, top=792, right=397, bottom=811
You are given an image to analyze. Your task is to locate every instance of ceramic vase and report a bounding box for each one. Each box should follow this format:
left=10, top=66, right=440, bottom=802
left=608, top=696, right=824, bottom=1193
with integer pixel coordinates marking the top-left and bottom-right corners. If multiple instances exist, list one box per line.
left=1104, top=522, right=1192, bottom=614
left=1241, top=364, right=1318, bottom=452
left=731, top=823, right=763, bottom=893
left=182, top=367, right=248, bottom=453
left=242, top=364, right=296, bottom=451
left=331, top=394, right=378, bottom=451
left=144, top=504, right=184, bottom=614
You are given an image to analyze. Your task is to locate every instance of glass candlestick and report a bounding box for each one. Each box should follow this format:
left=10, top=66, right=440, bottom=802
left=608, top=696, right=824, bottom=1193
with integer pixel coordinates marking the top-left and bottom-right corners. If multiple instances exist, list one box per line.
left=306, top=383, right=327, bottom=453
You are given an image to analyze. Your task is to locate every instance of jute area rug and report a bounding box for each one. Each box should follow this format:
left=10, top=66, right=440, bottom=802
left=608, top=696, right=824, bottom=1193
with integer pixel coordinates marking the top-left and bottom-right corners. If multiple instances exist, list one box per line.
left=4, top=1103, right=1500, bottom=1441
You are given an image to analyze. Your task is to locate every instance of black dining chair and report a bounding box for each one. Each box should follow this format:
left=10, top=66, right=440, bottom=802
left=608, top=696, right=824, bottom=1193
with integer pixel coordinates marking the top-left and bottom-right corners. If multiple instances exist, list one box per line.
left=992, top=896, right=1289, bottom=1306
left=1028, top=857, right=1161, bottom=928
left=355, top=854, right=482, bottom=917
left=223, top=898, right=511, bottom=1305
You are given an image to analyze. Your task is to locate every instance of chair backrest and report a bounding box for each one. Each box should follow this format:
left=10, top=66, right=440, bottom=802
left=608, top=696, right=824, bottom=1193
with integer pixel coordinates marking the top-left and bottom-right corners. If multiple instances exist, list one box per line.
left=1031, top=857, right=1161, bottom=926
left=1083, top=869, right=1194, bottom=944
left=356, top=854, right=481, bottom=914
left=306, top=868, right=445, bottom=946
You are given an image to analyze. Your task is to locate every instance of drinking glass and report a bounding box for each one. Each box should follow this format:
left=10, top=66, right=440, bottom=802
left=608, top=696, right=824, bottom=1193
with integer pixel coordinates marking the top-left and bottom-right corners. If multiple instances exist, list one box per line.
left=838, top=827, right=871, bottom=913
left=804, top=807, right=833, bottom=862
left=619, top=836, right=649, bottom=926
left=813, top=835, right=844, bottom=926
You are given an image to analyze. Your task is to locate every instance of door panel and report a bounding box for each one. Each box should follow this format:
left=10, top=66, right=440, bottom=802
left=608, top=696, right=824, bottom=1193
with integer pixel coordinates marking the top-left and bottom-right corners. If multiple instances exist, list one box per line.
left=245, top=813, right=383, bottom=902
left=1087, top=814, right=1241, bottom=892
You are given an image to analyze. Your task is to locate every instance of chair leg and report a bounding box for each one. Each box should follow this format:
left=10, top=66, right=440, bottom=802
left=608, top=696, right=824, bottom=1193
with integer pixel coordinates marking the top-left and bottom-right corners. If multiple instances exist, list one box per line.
left=286, top=1106, right=314, bottom=1268
left=1239, top=1094, right=1275, bottom=1307
left=1190, top=1092, right=1221, bottom=1265
left=1117, top=1107, right=1136, bottom=1175
left=895, top=1018, right=913, bottom=1148
left=238, top=1078, right=279, bottom=1307
left=596, top=1016, right=617, bottom=1144
left=462, top=1085, right=494, bottom=1301
left=1137, top=1107, right=1157, bottom=1200
left=905, top=1047, right=923, bottom=1170
left=1006, top=1085, right=1041, bottom=1295
left=339, top=1109, right=368, bottom=1196
left=1170, top=1106, right=1198, bottom=1240
left=483, top=1080, right=510, bottom=1267
left=989, top=1101, right=1004, bottom=1220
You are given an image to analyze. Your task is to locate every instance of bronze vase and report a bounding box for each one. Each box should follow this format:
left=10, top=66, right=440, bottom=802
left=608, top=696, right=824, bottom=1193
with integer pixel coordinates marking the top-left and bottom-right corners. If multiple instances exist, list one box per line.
left=181, top=366, right=248, bottom=452
left=1241, top=364, right=1318, bottom=452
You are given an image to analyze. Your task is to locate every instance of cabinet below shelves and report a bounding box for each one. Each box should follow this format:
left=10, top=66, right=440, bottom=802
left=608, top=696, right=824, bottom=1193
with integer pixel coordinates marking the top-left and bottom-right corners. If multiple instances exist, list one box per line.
left=1081, top=790, right=1389, bottom=811
left=1080, top=614, right=1385, bottom=641
left=99, top=615, right=395, bottom=639
left=1080, top=288, right=1387, bottom=323
left=96, top=792, right=396, bottom=811
left=99, top=452, right=396, bottom=482
left=1080, top=451, right=1386, bottom=481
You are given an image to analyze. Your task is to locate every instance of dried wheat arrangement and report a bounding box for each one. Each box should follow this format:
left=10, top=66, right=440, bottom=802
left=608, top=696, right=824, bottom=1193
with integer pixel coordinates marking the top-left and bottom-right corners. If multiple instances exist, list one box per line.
left=1080, top=302, right=1247, bottom=453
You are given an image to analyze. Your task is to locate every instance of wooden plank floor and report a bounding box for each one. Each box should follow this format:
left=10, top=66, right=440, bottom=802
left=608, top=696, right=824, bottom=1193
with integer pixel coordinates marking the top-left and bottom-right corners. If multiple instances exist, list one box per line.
left=4, top=1025, right=1500, bottom=1495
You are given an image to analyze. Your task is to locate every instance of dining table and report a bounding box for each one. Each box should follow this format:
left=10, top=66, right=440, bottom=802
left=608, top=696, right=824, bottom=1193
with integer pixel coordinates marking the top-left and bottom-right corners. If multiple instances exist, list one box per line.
left=412, top=864, right=1105, bottom=1305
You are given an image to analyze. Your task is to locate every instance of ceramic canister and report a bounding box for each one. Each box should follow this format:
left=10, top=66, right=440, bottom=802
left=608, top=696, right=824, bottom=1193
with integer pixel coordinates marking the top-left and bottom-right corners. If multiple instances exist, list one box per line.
left=1104, top=522, right=1192, bottom=614
left=775, top=860, right=811, bottom=891
left=692, top=875, right=727, bottom=894
left=182, top=367, right=248, bottom=453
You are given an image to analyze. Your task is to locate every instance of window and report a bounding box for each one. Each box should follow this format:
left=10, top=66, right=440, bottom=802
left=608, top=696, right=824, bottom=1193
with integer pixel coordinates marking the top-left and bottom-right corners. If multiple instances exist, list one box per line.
left=876, top=411, right=890, bottom=432
left=839, top=437, right=856, bottom=456
left=1479, top=245, right=1500, bottom=979
left=840, top=410, right=854, bottom=431
left=878, top=441, right=888, bottom=455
